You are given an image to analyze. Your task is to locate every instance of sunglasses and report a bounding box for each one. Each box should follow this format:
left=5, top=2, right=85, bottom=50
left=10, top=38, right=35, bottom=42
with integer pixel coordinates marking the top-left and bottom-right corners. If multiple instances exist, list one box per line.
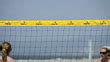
left=100, top=52, right=107, bottom=54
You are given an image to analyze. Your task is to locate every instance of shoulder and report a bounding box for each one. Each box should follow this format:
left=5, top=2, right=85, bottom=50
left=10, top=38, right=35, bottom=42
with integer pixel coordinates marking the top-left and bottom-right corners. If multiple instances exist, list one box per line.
left=7, top=56, right=16, bottom=62
left=0, top=56, right=16, bottom=62
left=108, top=57, right=110, bottom=62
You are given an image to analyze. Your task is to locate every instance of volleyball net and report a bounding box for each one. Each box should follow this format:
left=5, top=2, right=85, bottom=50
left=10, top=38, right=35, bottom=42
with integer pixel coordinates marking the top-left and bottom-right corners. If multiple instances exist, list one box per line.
left=0, top=20, right=110, bottom=61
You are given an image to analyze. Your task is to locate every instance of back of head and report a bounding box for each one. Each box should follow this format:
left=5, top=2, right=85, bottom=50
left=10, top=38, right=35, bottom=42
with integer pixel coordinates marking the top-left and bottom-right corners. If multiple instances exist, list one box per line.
left=2, top=42, right=12, bottom=56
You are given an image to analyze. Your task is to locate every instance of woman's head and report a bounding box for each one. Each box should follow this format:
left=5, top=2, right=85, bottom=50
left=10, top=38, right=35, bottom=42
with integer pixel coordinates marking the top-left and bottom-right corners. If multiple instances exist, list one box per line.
left=2, top=42, right=12, bottom=55
left=100, top=48, right=108, bottom=57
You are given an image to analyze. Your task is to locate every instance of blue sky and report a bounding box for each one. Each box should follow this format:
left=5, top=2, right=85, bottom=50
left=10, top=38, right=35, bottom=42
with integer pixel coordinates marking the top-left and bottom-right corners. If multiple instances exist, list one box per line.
left=0, top=0, right=110, bottom=19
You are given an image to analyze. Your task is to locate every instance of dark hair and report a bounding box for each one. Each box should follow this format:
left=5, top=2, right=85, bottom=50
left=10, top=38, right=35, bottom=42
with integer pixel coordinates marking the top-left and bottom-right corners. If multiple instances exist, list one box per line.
left=101, top=48, right=108, bottom=53
left=108, top=49, right=110, bottom=56
left=2, top=42, right=12, bottom=55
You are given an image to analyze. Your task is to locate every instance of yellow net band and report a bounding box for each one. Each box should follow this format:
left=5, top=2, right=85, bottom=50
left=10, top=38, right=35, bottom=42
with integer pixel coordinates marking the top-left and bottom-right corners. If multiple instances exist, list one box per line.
left=0, top=20, right=110, bottom=26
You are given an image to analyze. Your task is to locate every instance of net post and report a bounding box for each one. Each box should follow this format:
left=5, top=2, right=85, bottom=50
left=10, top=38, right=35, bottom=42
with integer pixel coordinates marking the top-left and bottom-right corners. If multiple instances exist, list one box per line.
left=88, top=40, right=92, bottom=62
